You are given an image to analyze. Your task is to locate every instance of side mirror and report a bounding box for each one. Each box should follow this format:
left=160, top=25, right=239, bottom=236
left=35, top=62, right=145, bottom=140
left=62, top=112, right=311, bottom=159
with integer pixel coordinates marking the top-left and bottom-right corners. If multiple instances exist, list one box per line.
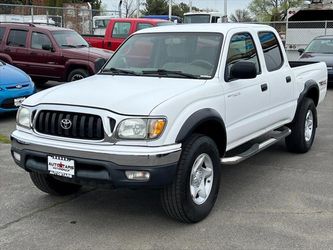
left=298, top=48, right=305, bottom=55
left=229, top=61, right=257, bottom=80
left=42, top=44, right=54, bottom=52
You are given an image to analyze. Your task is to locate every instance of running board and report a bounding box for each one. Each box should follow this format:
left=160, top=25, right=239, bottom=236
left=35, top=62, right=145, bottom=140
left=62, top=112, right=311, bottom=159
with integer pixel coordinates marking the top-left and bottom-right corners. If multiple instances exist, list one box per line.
left=221, top=127, right=291, bottom=165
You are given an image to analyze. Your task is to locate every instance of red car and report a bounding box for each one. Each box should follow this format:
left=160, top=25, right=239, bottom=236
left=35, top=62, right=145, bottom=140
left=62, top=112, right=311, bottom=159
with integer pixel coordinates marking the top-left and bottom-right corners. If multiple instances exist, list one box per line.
left=83, top=18, right=174, bottom=51
left=0, top=23, right=113, bottom=84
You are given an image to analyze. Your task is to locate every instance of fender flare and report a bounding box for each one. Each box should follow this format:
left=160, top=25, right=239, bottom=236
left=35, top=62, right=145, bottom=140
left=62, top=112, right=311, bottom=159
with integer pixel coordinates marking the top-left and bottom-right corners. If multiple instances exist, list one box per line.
left=298, top=80, right=319, bottom=106
left=175, top=108, right=227, bottom=155
left=293, top=80, right=319, bottom=127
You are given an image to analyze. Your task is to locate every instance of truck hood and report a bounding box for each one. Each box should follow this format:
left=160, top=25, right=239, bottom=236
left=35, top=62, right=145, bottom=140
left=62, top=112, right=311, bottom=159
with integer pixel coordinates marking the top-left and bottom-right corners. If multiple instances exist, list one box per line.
left=24, top=75, right=206, bottom=115
left=62, top=47, right=113, bottom=61
left=0, top=63, right=31, bottom=86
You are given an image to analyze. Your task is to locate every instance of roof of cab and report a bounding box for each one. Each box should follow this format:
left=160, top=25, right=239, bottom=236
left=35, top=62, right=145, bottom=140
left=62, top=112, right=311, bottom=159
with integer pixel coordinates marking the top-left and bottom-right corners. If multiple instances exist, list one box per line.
left=135, top=23, right=275, bottom=34
left=0, top=23, right=72, bottom=32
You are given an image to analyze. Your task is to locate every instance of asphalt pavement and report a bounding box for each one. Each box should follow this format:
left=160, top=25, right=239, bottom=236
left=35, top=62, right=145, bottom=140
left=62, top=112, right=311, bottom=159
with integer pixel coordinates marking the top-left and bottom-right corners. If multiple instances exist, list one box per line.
left=0, top=86, right=332, bottom=249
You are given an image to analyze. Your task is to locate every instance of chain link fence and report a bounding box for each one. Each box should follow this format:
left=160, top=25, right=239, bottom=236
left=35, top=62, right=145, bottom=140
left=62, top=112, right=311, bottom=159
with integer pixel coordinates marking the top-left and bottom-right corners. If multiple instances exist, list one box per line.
left=0, top=3, right=120, bottom=34
left=1, top=4, right=332, bottom=58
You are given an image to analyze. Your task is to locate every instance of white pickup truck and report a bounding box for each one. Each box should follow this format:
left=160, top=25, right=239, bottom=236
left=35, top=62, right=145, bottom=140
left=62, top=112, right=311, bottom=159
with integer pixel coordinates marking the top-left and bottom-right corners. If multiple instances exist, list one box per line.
left=11, top=24, right=327, bottom=223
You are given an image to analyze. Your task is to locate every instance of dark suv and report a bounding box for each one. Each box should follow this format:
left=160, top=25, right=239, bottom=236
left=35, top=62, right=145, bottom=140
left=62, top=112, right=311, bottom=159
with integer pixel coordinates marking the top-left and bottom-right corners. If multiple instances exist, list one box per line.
left=0, top=23, right=112, bottom=84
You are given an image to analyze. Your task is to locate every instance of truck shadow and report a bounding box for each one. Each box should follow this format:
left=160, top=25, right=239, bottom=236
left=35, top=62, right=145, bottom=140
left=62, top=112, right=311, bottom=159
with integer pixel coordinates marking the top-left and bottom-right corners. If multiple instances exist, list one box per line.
left=36, top=142, right=295, bottom=227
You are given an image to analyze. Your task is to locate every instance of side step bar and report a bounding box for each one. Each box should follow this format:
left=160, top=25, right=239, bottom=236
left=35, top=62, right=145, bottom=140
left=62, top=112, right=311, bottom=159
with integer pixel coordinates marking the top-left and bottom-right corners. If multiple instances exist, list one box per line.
left=221, top=126, right=291, bottom=165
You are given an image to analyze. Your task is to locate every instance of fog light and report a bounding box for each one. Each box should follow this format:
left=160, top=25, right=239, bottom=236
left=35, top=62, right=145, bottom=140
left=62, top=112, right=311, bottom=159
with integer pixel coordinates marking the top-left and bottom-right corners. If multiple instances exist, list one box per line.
left=13, top=151, right=21, bottom=162
left=125, top=171, right=150, bottom=181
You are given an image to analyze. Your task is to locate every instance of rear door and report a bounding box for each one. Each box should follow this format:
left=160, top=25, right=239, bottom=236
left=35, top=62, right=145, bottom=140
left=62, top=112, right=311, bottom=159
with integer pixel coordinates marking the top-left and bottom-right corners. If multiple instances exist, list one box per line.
left=257, top=31, right=295, bottom=124
left=222, top=30, right=270, bottom=146
left=4, top=28, right=29, bottom=72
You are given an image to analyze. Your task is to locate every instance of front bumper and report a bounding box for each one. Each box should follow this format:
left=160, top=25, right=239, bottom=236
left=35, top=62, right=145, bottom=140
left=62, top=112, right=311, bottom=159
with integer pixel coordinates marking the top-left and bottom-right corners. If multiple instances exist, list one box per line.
left=11, top=130, right=181, bottom=188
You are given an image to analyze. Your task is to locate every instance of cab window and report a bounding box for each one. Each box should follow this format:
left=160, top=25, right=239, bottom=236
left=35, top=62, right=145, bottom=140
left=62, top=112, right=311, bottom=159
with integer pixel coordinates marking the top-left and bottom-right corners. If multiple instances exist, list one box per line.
left=258, top=32, right=284, bottom=72
left=7, top=29, right=27, bottom=47
left=31, top=32, right=52, bottom=50
left=137, top=23, right=154, bottom=31
left=225, top=32, right=260, bottom=81
left=112, top=22, right=131, bottom=38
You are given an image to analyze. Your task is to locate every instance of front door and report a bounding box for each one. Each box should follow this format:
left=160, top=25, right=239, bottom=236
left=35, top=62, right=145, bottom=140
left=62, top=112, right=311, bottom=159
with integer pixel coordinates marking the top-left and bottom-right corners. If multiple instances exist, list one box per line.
left=223, top=31, right=270, bottom=148
left=28, top=31, right=61, bottom=80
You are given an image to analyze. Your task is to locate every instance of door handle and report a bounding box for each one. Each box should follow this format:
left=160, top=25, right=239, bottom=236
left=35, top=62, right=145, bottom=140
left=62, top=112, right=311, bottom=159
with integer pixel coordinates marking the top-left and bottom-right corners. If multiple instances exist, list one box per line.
left=4, top=48, right=10, bottom=52
left=30, top=52, right=37, bottom=56
left=286, top=76, right=291, bottom=83
left=261, top=83, right=268, bottom=92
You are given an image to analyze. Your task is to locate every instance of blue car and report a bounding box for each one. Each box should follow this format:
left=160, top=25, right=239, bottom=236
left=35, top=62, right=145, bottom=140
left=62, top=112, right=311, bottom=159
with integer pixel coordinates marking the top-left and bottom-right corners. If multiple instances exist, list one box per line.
left=0, top=60, right=36, bottom=113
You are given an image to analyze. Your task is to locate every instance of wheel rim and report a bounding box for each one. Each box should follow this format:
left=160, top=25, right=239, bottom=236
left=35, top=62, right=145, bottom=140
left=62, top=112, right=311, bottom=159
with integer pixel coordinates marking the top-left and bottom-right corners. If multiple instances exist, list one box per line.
left=71, top=74, right=84, bottom=81
left=304, top=109, right=314, bottom=142
left=190, top=153, right=214, bottom=205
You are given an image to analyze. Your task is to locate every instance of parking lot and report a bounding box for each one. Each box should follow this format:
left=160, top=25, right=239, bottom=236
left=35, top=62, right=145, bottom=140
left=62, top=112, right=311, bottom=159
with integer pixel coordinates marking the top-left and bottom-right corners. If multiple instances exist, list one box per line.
left=0, top=85, right=332, bottom=249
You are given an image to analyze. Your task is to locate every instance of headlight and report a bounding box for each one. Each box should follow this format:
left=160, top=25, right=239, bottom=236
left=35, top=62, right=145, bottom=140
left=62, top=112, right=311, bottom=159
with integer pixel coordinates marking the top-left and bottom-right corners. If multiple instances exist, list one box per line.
left=17, top=107, right=31, bottom=128
left=116, top=118, right=166, bottom=140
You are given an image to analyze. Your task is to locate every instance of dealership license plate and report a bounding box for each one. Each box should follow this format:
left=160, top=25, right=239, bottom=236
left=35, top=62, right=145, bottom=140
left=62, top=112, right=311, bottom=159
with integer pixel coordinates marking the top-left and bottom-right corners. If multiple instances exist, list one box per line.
left=14, top=97, right=26, bottom=107
left=47, top=156, right=75, bottom=178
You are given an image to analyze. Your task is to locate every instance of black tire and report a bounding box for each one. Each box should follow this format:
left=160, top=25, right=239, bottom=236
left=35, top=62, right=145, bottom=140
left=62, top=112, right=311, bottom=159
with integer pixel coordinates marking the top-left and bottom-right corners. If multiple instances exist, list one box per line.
left=161, top=134, right=221, bottom=223
left=285, top=98, right=317, bottom=153
left=29, top=172, right=81, bottom=196
left=67, top=68, right=89, bottom=82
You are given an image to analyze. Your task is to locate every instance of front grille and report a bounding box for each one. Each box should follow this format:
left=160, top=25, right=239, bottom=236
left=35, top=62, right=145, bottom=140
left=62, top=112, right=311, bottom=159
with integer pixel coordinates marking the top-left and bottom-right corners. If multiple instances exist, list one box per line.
left=6, top=84, right=29, bottom=90
left=35, top=110, right=106, bottom=140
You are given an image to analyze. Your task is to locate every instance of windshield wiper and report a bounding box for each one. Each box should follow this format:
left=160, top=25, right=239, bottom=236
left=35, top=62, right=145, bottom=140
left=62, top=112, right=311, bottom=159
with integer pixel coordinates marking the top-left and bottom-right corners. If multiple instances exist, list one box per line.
left=61, top=44, right=77, bottom=48
left=76, top=44, right=89, bottom=48
left=101, top=67, right=140, bottom=76
left=142, top=69, right=206, bottom=79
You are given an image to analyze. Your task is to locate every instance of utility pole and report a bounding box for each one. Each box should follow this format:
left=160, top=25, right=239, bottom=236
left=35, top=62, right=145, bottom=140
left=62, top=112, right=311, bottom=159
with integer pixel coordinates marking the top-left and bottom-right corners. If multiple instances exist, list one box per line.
left=223, top=0, right=228, bottom=22
left=168, top=0, right=172, bottom=20
left=224, top=0, right=227, bottom=17
left=189, top=0, right=192, bottom=12
left=136, top=0, right=140, bottom=18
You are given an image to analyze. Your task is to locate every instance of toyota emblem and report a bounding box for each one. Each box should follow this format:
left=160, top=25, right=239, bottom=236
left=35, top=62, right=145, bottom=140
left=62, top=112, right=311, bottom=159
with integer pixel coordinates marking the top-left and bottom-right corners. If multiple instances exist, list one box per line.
left=60, top=119, right=72, bottom=130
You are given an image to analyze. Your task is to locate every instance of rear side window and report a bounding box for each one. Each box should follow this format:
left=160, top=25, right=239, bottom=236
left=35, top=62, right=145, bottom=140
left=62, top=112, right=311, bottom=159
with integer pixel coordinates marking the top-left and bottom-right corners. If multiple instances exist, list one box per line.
left=7, top=29, right=27, bottom=47
left=31, top=32, right=52, bottom=50
left=225, top=32, right=260, bottom=81
left=136, top=23, right=153, bottom=31
left=112, top=22, right=131, bottom=38
left=0, top=27, right=5, bottom=43
left=258, top=32, right=284, bottom=72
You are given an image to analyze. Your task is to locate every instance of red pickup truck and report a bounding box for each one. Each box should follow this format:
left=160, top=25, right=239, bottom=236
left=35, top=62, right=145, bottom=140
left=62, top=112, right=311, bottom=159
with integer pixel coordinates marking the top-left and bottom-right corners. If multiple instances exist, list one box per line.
left=83, top=18, right=174, bottom=51
left=0, top=23, right=112, bottom=84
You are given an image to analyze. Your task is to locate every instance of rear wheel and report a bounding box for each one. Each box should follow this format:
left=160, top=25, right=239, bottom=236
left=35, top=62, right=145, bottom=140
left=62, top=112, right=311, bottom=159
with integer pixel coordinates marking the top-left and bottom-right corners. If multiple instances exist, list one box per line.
left=161, top=134, right=221, bottom=223
left=29, top=172, right=81, bottom=196
left=285, top=98, right=317, bottom=153
left=67, top=68, right=89, bottom=82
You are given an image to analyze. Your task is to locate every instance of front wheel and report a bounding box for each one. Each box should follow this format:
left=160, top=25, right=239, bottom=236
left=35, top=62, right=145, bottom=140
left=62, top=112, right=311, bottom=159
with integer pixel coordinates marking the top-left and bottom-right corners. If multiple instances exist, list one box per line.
left=161, top=134, right=221, bottom=223
left=285, top=98, right=317, bottom=153
left=67, top=68, right=89, bottom=82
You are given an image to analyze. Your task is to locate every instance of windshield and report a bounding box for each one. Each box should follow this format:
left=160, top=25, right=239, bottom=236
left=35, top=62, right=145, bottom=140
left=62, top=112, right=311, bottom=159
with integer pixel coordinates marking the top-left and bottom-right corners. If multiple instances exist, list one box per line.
left=305, top=39, right=333, bottom=54
left=184, top=14, right=210, bottom=23
left=101, top=32, right=223, bottom=79
left=52, top=30, right=89, bottom=48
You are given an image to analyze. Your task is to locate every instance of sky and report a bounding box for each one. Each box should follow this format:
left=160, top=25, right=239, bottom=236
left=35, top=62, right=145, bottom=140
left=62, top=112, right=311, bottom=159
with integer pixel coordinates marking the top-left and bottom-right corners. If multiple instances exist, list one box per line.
left=103, top=0, right=253, bottom=16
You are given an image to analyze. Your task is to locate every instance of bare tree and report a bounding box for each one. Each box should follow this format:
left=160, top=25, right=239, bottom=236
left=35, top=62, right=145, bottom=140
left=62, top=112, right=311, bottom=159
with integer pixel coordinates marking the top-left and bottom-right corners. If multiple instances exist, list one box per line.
left=123, top=0, right=137, bottom=17
left=230, top=9, right=254, bottom=22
